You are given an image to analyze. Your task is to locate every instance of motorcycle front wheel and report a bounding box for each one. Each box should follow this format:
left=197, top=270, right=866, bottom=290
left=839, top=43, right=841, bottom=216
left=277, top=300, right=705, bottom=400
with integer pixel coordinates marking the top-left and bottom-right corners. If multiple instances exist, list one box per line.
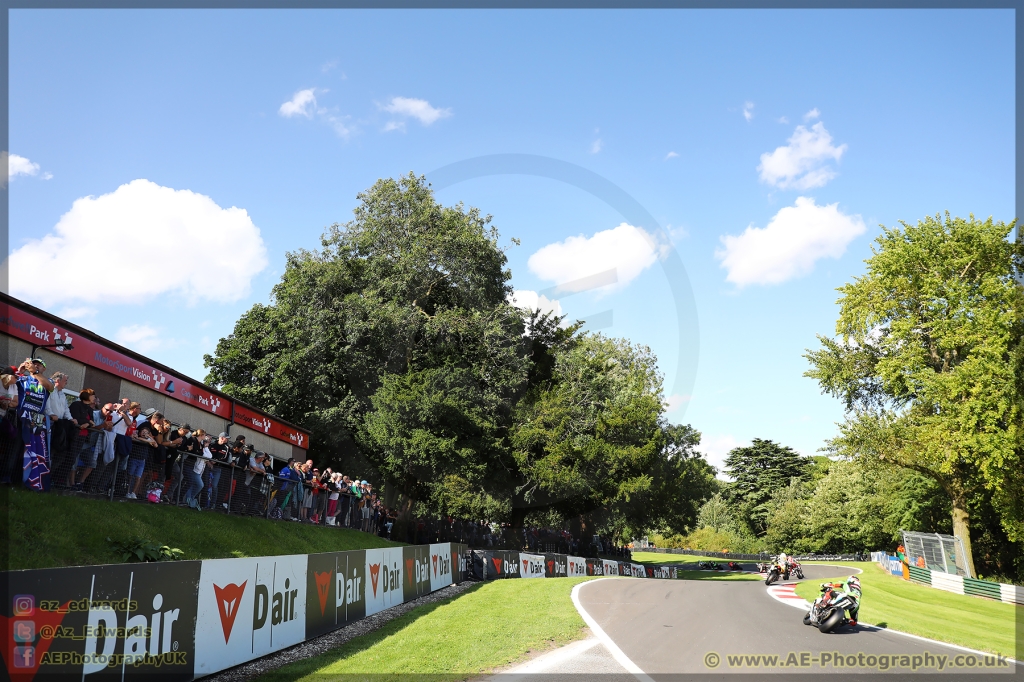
left=802, top=611, right=812, bottom=625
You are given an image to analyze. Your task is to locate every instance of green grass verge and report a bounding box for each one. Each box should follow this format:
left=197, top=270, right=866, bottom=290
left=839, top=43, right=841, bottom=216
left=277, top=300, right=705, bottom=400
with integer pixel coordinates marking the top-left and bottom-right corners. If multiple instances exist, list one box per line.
left=794, top=561, right=1019, bottom=659
left=8, top=487, right=401, bottom=570
left=262, top=577, right=595, bottom=682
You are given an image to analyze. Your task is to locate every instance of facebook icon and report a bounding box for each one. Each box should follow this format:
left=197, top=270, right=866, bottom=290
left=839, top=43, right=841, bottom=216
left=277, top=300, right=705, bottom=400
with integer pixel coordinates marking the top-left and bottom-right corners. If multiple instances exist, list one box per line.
left=13, top=646, right=35, bottom=668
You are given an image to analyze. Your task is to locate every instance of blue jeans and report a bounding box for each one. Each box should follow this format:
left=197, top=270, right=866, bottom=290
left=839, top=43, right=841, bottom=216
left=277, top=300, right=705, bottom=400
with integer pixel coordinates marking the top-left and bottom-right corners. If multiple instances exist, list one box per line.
left=205, top=467, right=222, bottom=508
left=184, top=469, right=204, bottom=506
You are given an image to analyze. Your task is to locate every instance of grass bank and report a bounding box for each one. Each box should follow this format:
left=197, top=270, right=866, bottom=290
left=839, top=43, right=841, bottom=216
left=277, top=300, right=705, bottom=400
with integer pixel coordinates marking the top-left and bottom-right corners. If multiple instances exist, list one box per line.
left=263, top=577, right=595, bottom=681
left=7, top=487, right=400, bottom=570
left=794, top=561, right=1019, bottom=659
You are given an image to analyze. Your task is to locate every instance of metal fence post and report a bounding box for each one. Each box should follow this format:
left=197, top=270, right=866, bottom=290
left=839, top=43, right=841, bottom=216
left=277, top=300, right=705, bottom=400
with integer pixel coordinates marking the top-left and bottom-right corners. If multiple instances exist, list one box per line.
left=226, top=464, right=234, bottom=514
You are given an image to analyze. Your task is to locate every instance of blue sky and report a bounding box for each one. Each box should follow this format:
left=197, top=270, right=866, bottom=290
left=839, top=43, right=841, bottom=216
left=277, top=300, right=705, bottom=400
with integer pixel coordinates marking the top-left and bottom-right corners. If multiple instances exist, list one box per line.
left=7, top=9, right=1015, bottom=473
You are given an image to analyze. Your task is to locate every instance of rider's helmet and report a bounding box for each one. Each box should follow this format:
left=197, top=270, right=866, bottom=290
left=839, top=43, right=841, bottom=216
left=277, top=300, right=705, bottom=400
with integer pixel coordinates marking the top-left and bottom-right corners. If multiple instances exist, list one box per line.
left=846, top=575, right=861, bottom=591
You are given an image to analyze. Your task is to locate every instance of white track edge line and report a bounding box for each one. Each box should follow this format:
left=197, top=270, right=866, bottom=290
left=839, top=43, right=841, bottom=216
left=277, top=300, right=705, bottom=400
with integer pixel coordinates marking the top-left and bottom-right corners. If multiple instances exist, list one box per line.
left=764, top=581, right=1021, bottom=667
left=572, top=578, right=656, bottom=682
left=497, top=637, right=601, bottom=675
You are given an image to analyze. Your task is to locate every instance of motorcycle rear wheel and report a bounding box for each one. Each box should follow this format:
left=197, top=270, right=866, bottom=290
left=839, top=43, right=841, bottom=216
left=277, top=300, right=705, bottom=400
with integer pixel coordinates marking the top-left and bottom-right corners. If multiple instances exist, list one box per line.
left=818, top=609, right=844, bottom=633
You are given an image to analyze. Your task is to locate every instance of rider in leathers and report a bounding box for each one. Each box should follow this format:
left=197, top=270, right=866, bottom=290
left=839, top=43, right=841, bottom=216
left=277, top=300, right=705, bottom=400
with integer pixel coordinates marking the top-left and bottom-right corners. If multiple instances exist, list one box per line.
left=818, top=575, right=861, bottom=625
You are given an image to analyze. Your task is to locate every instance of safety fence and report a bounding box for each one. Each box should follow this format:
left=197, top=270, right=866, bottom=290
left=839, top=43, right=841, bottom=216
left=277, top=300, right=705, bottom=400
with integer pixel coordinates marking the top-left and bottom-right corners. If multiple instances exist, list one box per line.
left=641, top=548, right=865, bottom=562
left=1, top=425, right=391, bottom=530
left=1, top=543, right=674, bottom=680
left=468, top=549, right=677, bottom=580
left=870, top=552, right=1023, bottom=606
left=641, top=548, right=771, bottom=560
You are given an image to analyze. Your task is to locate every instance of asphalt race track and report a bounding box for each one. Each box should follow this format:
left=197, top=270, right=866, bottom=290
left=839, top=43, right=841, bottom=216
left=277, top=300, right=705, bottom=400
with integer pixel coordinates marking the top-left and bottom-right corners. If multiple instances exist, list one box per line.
left=561, top=565, right=1016, bottom=677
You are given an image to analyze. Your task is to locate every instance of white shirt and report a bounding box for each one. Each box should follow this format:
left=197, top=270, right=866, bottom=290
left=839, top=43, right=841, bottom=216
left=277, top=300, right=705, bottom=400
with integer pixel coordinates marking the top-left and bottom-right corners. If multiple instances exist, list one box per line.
left=195, top=446, right=213, bottom=474
left=47, top=389, right=73, bottom=420
left=111, top=412, right=130, bottom=436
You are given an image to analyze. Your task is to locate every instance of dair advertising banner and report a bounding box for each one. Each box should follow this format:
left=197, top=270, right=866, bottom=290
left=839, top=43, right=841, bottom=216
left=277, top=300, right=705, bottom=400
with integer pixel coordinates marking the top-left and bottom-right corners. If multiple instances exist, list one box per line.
left=193, top=555, right=306, bottom=677
left=3, top=542, right=671, bottom=682
left=566, top=556, right=587, bottom=578
left=518, top=553, right=545, bottom=579
left=3, top=561, right=201, bottom=682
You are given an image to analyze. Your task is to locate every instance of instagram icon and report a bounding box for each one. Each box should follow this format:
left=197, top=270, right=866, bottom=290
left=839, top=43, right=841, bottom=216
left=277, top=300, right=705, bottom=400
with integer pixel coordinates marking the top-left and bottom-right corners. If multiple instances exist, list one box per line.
left=13, top=595, right=34, bottom=616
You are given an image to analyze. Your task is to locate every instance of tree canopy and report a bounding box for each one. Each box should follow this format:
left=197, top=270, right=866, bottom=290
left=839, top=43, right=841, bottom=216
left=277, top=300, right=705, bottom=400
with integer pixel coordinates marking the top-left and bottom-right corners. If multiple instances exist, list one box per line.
left=205, top=173, right=717, bottom=536
left=723, top=438, right=808, bottom=535
left=804, top=213, right=1023, bottom=575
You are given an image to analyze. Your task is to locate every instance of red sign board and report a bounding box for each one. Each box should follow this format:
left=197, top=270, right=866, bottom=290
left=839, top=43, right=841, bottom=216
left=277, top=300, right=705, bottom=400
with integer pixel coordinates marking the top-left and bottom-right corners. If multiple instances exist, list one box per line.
left=232, top=403, right=308, bottom=450
left=0, top=297, right=309, bottom=449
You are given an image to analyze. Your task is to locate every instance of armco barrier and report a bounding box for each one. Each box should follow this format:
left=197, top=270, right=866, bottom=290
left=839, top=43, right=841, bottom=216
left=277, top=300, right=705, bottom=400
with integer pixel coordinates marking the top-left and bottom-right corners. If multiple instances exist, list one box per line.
left=2, top=543, right=468, bottom=681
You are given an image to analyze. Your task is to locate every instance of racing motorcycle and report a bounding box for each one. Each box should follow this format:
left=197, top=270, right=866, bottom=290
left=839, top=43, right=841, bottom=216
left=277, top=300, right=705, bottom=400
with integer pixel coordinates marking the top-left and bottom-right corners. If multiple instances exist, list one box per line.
left=764, top=561, right=789, bottom=585
left=803, top=583, right=856, bottom=633
left=697, top=560, right=721, bottom=570
left=789, top=561, right=804, bottom=579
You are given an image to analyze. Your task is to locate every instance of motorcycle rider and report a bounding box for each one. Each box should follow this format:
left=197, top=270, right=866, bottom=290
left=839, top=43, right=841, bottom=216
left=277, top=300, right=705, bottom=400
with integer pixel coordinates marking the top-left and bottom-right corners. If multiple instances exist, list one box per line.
left=818, top=575, right=861, bottom=626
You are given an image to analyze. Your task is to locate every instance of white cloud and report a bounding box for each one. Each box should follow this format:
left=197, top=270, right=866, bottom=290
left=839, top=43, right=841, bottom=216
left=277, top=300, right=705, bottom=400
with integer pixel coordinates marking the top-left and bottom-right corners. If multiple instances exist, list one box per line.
left=383, top=120, right=405, bottom=132
left=7, top=179, right=269, bottom=307
left=700, top=434, right=744, bottom=479
left=804, top=107, right=820, bottom=121
left=115, top=324, right=163, bottom=353
left=716, top=196, right=866, bottom=287
left=528, top=223, right=668, bottom=295
left=665, top=151, right=679, bottom=160
left=663, top=393, right=691, bottom=414
left=508, top=290, right=563, bottom=318
left=321, top=59, right=339, bottom=74
left=743, top=101, right=754, bottom=122
left=757, top=121, right=847, bottom=190
left=279, top=88, right=320, bottom=118
left=590, top=138, right=603, bottom=154
left=7, top=153, right=49, bottom=181
left=57, top=306, right=98, bottom=321
left=382, top=97, right=451, bottom=126
left=777, top=116, right=789, bottom=124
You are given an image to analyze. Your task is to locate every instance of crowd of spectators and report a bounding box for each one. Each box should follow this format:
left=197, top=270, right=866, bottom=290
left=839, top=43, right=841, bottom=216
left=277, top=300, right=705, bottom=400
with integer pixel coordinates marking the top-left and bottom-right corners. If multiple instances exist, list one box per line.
left=1, top=359, right=631, bottom=556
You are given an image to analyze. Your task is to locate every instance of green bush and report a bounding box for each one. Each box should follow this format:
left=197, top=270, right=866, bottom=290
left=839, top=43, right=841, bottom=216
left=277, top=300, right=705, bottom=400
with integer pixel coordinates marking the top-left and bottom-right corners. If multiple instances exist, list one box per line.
left=107, top=537, right=185, bottom=563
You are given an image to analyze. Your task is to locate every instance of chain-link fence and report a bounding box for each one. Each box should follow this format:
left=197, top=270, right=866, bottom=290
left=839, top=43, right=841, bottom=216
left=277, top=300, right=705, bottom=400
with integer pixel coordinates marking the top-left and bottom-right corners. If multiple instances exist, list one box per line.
left=900, top=529, right=972, bottom=578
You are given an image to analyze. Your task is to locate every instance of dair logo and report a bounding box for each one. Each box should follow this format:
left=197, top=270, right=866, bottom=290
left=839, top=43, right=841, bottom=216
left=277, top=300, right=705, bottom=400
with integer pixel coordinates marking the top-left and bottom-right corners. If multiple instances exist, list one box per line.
left=368, top=562, right=400, bottom=597
left=214, top=581, right=247, bottom=643
left=82, top=593, right=180, bottom=675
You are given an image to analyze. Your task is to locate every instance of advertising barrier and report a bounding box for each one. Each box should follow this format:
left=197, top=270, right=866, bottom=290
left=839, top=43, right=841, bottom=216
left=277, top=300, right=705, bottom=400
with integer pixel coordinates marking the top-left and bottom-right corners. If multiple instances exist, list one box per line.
left=3, top=542, right=673, bottom=681
left=519, top=553, right=545, bottom=579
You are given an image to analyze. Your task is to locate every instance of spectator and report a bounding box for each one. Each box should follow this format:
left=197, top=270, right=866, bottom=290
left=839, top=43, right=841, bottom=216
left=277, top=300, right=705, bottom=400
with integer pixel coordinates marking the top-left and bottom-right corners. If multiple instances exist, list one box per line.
left=360, top=495, right=372, bottom=532
left=299, top=461, right=315, bottom=522
left=46, top=372, right=75, bottom=461
left=326, top=472, right=342, bottom=524
left=244, top=450, right=267, bottom=514
left=67, top=390, right=103, bottom=491
left=183, top=430, right=211, bottom=509
left=205, top=432, right=230, bottom=510
left=12, top=358, right=54, bottom=490
left=162, top=420, right=187, bottom=503
left=129, top=407, right=159, bottom=499
left=0, top=366, right=18, bottom=413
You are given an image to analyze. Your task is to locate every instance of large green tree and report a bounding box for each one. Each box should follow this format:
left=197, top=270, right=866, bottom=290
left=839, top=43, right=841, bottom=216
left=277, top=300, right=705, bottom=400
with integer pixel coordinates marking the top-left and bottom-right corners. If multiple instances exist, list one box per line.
left=205, top=173, right=529, bottom=504
left=723, top=439, right=808, bottom=536
left=805, top=213, right=1022, bottom=576
left=508, top=333, right=666, bottom=531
